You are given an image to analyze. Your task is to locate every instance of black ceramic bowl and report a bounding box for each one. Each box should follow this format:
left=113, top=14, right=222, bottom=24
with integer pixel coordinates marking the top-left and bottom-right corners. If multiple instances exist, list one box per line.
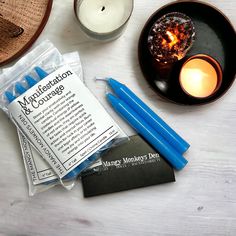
left=138, top=0, right=236, bottom=105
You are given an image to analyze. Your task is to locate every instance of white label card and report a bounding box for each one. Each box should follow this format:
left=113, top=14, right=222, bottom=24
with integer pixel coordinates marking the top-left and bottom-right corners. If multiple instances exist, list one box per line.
left=9, top=65, right=119, bottom=178
left=18, top=130, right=58, bottom=185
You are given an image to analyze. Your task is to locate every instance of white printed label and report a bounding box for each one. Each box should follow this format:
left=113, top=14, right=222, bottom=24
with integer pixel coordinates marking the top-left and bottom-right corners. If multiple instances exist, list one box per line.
left=9, top=65, right=119, bottom=178
left=18, top=130, right=57, bottom=185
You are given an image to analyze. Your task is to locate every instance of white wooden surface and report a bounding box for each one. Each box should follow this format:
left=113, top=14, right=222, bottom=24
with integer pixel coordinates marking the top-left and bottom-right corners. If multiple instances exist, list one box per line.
left=0, top=0, right=236, bottom=235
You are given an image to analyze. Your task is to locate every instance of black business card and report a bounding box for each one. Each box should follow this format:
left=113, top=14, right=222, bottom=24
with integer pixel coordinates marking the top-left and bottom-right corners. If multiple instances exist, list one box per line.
left=81, top=135, right=175, bottom=197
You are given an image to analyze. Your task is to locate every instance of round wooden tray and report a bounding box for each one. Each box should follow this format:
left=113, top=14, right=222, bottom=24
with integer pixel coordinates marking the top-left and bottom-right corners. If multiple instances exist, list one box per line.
left=138, top=0, right=236, bottom=105
left=0, top=0, right=53, bottom=66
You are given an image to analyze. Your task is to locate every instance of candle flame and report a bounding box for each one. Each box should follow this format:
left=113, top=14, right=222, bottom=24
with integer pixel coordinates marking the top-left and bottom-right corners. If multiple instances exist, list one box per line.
left=183, top=69, right=209, bottom=84
left=162, top=30, right=179, bottom=48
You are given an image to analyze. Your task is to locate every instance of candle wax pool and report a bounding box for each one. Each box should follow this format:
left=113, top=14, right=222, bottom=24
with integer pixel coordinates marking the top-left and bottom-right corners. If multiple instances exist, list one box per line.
left=180, top=58, right=219, bottom=98
left=78, top=0, right=133, bottom=34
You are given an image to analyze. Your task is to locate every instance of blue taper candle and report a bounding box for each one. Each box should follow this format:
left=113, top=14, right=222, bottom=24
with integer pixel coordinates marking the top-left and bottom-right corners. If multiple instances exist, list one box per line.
left=15, top=82, right=27, bottom=94
left=4, top=91, right=16, bottom=103
left=106, top=93, right=187, bottom=170
left=25, top=75, right=37, bottom=87
left=107, top=78, right=190, bottom=154
left=35, top=66, right=49, bottom=79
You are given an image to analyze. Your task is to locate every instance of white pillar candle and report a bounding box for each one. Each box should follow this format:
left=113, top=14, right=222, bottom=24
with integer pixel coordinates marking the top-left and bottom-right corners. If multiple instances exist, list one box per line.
left=74, top=0, right=133, bottom=40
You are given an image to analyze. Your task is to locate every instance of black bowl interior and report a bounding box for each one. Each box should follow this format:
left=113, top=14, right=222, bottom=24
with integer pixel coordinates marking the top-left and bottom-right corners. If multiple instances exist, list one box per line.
left=138, top=1, right=236, bottom=105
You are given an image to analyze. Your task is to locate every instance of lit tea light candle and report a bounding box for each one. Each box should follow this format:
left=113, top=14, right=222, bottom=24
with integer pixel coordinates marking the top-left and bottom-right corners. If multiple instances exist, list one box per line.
left=74, top=0, right=133, bottom=41
left=179, top=54, right=222, bottom=98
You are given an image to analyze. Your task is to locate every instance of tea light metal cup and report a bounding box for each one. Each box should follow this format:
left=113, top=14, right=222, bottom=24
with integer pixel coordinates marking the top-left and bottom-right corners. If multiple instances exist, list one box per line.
left=179, top=54, right=223, bottom=98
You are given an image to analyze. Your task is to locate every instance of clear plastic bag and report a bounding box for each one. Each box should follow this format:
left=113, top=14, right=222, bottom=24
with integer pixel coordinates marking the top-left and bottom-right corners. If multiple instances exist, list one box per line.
left=18, top=51, right=84, bottom=195
left=0, top=40, right=128, bottom=195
